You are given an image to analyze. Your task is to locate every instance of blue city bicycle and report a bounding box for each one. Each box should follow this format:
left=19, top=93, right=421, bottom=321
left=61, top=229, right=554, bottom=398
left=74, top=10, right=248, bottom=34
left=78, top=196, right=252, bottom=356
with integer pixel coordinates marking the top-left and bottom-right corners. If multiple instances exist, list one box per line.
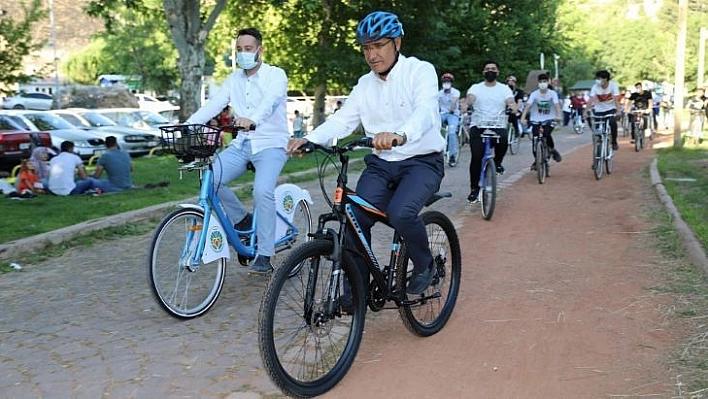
left=148, top=124, right=314, bottom=319
left=469, top=111, right=507, bottom=220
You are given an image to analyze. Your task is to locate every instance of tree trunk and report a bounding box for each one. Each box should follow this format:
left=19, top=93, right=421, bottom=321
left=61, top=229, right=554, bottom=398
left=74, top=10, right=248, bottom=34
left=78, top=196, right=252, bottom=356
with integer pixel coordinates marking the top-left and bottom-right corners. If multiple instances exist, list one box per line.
left=162, top=0, right=226, bottom=122
left=673, top=0, right=687, bottom=148
left=311, top=0, right=334, bottom=128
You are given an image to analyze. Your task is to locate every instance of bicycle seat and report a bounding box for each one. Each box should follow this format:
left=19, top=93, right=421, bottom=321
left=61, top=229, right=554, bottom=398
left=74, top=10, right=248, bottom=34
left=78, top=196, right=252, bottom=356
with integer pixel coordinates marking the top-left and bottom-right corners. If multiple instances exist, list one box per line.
left=424, top=191, right=451, bottom=207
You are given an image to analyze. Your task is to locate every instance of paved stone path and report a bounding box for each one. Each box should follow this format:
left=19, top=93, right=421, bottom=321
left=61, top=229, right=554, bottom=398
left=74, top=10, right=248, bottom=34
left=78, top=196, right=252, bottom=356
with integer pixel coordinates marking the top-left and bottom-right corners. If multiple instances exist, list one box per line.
left=0, top=127, right=604, bottom=398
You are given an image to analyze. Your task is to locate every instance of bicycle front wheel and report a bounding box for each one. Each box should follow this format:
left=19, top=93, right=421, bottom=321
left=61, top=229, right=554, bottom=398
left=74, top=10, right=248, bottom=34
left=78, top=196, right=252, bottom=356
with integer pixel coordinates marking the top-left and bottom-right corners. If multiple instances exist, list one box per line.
left=396, top=211, right=461, bottom=337
left=508, top=123, right=520, bottom=155
left=258, top=239, right=366, bottom=398
left=148, top=208, right=226, bottom=319
left=535, top=140, right=546, bottom=184
left=593, top=136, right=604, bottom=180
left=605, top=143, right=614, bottom=175
left=480, top=159, right=497, bottom=220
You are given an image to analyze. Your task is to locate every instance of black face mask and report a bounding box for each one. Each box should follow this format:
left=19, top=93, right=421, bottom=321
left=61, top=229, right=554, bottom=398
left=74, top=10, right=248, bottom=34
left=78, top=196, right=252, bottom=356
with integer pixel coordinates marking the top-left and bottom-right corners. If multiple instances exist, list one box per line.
left=484, top=71, right=498, bottom=82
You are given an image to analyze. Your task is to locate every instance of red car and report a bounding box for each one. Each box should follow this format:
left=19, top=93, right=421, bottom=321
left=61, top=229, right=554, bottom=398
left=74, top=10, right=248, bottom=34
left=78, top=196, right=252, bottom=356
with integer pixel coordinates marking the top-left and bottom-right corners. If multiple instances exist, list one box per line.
left=0, top=129, right=53, bottom=170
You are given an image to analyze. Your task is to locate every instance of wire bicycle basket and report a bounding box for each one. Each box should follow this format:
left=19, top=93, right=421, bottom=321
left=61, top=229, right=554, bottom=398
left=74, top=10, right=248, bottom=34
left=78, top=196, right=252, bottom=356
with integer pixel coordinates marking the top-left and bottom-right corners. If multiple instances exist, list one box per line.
left=160, top=124, right=221, bottom=159
left=469, top=111, right=508, bottom=129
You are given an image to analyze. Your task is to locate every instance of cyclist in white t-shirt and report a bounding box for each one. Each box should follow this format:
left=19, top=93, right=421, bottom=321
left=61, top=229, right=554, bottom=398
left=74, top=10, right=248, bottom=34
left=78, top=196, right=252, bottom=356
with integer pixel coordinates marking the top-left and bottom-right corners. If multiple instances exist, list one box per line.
left=520, top=73, right=563, bottom=170
left=585, top=69, right=621, bottom=151
left=462, top=60, right=517, bottom=203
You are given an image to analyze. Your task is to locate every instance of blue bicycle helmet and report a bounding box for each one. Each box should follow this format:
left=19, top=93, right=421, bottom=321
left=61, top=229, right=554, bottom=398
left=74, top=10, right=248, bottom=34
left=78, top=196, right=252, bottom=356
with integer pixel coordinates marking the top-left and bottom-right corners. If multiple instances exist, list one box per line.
left=356, top=11, right=404, bottom=44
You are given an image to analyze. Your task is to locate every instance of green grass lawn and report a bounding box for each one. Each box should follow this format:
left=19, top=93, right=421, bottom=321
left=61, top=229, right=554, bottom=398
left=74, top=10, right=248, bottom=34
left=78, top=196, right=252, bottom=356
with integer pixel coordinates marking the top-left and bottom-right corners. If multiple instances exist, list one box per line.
left=656, top=145, right=708, bottom=251
left=0, top=149, right=343, bottom=244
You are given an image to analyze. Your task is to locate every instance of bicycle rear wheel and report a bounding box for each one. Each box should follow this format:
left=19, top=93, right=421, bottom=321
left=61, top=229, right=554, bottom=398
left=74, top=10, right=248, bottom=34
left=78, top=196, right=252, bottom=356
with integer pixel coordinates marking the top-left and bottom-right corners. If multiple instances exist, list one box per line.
left=148, top=208, right=226, bottom=319
left=593, top=136, right=604, bottom=180
left=258, top=239, right=366, bottom=398
left=396, top=211, right=461, bottom=337
left=480, top=158, right=497, bottom=220
left=508, top=123, right=520, bottom=155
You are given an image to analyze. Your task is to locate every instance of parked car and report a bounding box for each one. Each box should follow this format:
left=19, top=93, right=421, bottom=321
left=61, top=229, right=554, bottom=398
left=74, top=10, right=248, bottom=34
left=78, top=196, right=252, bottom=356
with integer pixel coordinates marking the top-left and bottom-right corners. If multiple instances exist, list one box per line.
left=0, top=115, right=52, bottom=170
left=92, top=108, right=172, bottom=135
left=0, top=110, right=105, bottom=160
left=50, top=109, right=161, bottom=156
left=1, top=92, right=54, bottom=110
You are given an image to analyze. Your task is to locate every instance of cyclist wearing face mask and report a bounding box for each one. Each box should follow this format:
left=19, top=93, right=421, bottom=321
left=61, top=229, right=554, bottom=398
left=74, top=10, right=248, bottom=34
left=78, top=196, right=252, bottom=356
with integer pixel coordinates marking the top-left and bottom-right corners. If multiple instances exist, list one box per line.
left=438, top=72, right=461, bottom=166
left=505, top=75, right=524, bottom=138
left=186, top=27, right=289, bottom=275
left=462, top=60, right=517, bottom=203
left=585, top=69, right=621, bottom=151
left=520, top=73, right=563, bottom=170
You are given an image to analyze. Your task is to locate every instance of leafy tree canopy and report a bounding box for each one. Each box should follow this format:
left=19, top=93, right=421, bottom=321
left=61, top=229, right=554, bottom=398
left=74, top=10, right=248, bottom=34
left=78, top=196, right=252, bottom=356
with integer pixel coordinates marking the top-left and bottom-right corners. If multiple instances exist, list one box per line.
left=0, top=0, right=48, bottom=95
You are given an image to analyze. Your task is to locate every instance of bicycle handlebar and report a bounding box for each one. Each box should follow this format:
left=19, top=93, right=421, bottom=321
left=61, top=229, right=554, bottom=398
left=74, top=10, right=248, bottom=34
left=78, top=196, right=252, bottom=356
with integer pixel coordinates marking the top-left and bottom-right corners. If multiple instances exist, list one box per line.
left=298, top=136, right=400, bottom=155
left=530, top=120, right=557, bottom=127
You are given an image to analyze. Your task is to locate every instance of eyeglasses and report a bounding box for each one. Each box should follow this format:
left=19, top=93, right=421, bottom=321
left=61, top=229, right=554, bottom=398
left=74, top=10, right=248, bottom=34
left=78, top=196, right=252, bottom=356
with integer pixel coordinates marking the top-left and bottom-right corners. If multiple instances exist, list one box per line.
left=361, top=39, right=393, bottom=54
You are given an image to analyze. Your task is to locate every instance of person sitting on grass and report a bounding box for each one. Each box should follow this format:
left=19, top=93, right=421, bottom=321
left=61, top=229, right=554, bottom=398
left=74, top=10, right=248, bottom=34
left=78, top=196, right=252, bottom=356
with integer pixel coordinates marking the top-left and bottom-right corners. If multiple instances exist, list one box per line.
left=48, top=141, right=110, bottom=196
left=29, top=146, right=52, bottom=189
left=10, top=158, right=45, bottom=199
left=93, top=136, right=133, bottom=192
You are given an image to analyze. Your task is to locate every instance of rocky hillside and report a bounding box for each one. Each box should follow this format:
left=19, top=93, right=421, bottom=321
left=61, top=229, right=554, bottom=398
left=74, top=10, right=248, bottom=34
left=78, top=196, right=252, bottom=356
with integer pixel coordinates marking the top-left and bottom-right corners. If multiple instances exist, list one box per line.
left=3, top=0, right=104, bottom=72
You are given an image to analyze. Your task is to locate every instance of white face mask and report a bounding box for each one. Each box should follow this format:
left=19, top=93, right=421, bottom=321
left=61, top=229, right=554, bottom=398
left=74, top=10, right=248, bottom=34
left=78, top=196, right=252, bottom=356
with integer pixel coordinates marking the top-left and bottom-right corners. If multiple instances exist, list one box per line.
left=538, top=82, right=549, bottom=90
left=442, top=82, right=452, bottom=90
left=237, top=47, right=260, bottom=70
left=595, top=79, right=602, bottom=86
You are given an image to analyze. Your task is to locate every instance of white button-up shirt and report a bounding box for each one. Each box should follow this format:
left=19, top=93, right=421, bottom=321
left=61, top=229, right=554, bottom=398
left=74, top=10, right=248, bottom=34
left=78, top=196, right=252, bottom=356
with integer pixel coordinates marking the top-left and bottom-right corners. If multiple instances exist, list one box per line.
left=187, top=63, right=289, bottom=154
left=305, top=54, right=445, bottom=162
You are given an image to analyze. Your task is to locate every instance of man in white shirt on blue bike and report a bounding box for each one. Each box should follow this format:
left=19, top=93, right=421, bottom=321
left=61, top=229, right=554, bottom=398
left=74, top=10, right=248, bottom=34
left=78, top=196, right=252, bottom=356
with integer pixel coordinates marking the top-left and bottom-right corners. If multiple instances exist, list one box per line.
left=187, top=27, right=289, bottom=275
left=287, top=11, right=446, bottom=296
left=462, top=60, right=517, bottom=203
left=438, top=72, right=461, bottom=167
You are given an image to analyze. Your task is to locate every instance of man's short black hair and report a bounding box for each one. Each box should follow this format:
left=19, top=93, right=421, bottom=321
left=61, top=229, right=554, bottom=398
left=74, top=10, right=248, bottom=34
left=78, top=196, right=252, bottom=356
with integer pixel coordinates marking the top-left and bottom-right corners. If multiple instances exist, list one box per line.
left=595, top=69, right=611, bottom=80
left=105, top=136, right=118, bottom=148
left=238, top=27, right=262, bottom=45
left=481, top=60, right=499, bottom=71
left=538, top=73, right=549, bottom=81
left=60, top=140, right=74, bottom=152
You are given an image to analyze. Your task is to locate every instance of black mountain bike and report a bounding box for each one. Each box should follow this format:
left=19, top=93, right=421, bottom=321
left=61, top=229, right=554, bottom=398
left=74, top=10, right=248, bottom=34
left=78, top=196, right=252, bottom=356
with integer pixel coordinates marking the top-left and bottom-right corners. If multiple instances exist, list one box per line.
left=258, top=138, right=461, bottom=398
left=531, top=120, right=556, bottom=184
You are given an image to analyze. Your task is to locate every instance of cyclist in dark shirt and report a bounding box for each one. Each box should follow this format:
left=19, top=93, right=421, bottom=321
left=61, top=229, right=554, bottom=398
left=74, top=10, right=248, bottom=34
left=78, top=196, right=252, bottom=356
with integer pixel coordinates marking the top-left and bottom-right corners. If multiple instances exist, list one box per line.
left=505, top=75, right=524, bottom=137
left=625, top=82, right=653, bottom=142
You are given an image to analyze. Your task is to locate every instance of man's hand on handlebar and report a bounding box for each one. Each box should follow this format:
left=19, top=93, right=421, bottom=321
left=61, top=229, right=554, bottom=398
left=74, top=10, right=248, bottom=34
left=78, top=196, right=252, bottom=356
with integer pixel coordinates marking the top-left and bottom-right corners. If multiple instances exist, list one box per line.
left=287, top=137, right=310, bottom=155
left=373, top=132, right=404, bottom=150
left=234, top=117, right=256, bottom=130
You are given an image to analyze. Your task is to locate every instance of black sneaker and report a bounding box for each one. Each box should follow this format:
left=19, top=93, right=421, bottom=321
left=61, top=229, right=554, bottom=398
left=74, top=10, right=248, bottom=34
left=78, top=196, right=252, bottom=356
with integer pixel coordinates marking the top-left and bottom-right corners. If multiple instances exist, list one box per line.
left=407, top=262, right=435, bottom=295
left=234, top=213, right=253, bottom=233
left=530, top=162, right=537, bottom=171
left=448, top=155, right=456, bottom=167
left=248, top=255, right=273, bottom=275
left=612, top=142, right=619, bottom=151
left=467, top=189, right=480, bottom=203
left=551, top=149, right=562, bottom=162
left=495, top=165, right=505, bottom=175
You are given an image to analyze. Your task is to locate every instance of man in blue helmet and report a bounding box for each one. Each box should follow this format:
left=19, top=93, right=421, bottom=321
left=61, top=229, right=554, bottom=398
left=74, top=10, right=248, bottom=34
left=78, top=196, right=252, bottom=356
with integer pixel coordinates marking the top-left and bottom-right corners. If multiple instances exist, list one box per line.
left=287, top=11, right=445, bottom=297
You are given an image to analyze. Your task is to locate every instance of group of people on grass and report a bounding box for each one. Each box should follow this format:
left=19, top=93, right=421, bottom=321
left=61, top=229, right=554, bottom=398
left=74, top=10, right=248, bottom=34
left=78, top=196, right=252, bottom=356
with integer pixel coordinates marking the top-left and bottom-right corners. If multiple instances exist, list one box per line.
left=14, top=135, right=133, bottom=198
